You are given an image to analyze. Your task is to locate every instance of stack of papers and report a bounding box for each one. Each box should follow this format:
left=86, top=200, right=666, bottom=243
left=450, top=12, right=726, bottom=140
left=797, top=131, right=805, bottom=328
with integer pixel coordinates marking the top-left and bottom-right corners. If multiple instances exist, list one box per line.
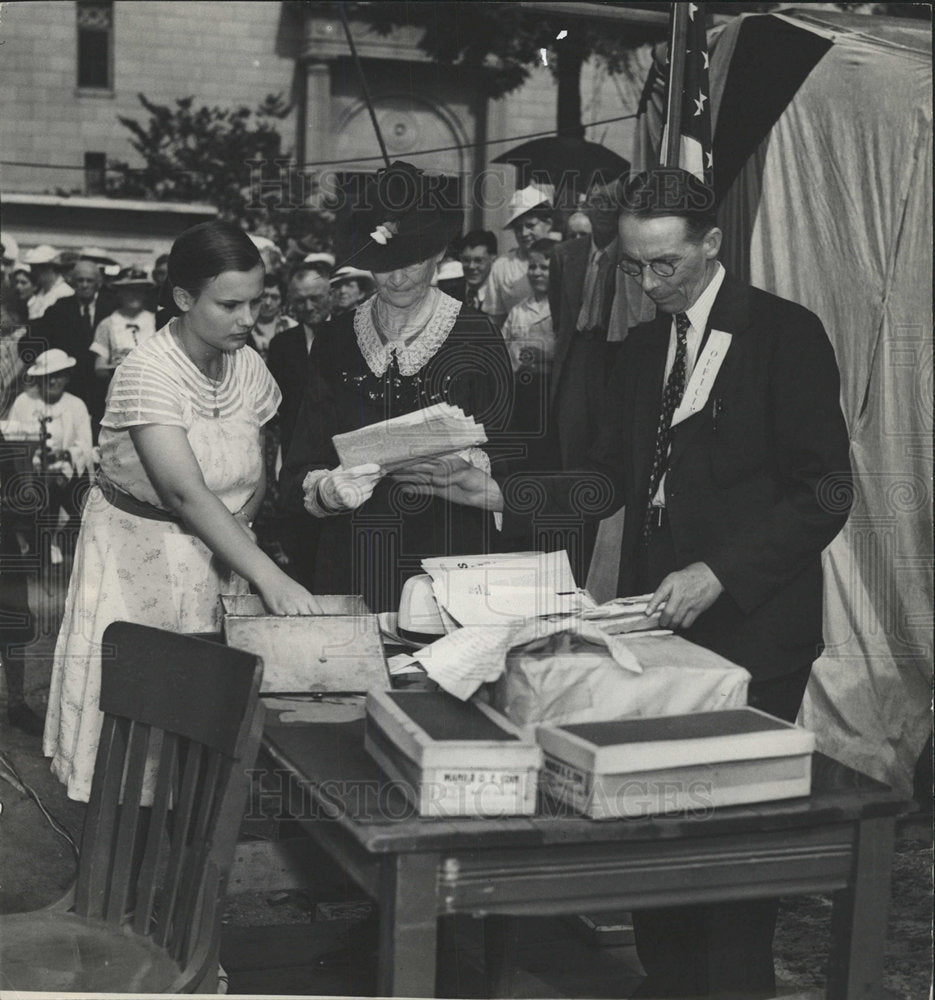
left=581, top=594, right=667, bottom=635
left=421, top=550, right=587, bottom=627
left=332, top=403, right=486, bottom=472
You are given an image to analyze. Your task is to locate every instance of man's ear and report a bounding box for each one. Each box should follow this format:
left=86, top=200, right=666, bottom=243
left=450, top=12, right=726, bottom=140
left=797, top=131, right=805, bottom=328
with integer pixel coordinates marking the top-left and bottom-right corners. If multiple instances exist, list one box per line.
left=172, top=286, right=194, bottom=313
left=703, top=227, right=723, bottom=260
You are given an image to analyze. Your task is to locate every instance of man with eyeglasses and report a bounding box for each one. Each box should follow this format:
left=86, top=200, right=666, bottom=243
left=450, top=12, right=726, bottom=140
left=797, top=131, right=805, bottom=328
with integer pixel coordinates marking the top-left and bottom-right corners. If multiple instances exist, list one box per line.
left=609, top=168, right=851, bottom=998
left=431, top=167, right=853, bottom=999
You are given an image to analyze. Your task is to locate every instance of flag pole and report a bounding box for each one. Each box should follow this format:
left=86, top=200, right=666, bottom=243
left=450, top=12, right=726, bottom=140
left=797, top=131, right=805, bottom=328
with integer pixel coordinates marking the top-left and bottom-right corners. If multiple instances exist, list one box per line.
left=661, top=2, right=689, bottom=167
left=338, top=2, right=391, bottom=169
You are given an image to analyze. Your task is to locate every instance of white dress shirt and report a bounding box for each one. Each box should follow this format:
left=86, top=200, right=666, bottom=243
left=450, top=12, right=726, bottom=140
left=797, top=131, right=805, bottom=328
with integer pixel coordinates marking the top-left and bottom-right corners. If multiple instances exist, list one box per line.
left=655, top=261, right=726, bottom=506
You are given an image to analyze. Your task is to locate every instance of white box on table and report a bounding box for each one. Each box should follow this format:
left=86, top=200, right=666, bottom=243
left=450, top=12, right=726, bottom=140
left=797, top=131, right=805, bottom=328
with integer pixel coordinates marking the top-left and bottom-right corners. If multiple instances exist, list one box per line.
left=536, top=707, right=815, bottom=820
left=365, top=689, right=542, bottom=818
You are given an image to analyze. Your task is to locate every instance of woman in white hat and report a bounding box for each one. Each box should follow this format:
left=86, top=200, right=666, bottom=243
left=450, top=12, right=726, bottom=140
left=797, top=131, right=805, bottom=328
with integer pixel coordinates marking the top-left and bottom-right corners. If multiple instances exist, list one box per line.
left=44, top=220, right=321, bottom=803
left=22, top=245, right=75, bottom=320
left=4, top=348, right=93, bottom=485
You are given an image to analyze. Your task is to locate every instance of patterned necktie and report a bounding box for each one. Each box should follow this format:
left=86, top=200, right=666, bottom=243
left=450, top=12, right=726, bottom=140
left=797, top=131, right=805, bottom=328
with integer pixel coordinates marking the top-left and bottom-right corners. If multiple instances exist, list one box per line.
left=466, top=286, right=479, bottom=310
left=642, top=311, right=690, bottom=543
left=80, top=303, right=92, bottom=342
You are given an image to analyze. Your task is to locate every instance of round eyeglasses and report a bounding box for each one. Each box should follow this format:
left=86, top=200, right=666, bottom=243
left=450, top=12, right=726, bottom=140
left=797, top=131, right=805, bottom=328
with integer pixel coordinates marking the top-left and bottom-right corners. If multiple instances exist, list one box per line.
left=617, top=257, right=678, bottom=278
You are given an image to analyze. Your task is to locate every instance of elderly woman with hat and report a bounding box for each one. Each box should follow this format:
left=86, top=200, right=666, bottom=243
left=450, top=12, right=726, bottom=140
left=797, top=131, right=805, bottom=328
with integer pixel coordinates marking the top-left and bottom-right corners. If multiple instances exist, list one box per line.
left=280, top=161, right=513, bottom=612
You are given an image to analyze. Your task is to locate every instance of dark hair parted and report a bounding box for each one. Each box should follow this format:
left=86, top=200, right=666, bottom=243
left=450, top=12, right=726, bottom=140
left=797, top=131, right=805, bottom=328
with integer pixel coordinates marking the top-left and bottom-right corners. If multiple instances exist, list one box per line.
left=158, top=221, right=263, bottom=318
left=620, top=168, right=718, bottom=241
left=460, top=230, right=498, bottom=256
left=527, top=238, right=556, bottom=259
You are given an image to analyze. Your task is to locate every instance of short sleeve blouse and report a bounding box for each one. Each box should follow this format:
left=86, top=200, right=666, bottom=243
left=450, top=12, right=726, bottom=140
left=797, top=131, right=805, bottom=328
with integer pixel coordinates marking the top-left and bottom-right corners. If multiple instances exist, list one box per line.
left=98, top=325, right=281, bottom=511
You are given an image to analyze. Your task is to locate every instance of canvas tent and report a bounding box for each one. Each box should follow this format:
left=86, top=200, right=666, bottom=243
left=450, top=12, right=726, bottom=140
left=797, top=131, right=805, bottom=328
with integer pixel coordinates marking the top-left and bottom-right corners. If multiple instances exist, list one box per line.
left=632, top=8, right=932, bottom=795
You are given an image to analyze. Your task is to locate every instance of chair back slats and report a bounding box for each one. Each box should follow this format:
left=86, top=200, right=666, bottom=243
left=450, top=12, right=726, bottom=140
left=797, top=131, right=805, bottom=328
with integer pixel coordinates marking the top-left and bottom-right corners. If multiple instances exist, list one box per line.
left=103, top=719, right=152, bottom=923
left=132, top=731, right=178, bottom=936
left=75, top=715, right=129, bottom=918
left=150, top=738, right=203, bottom=949
left=171, top=754, right=227, bottom=965
left=71, top=622, right=263, bottom=987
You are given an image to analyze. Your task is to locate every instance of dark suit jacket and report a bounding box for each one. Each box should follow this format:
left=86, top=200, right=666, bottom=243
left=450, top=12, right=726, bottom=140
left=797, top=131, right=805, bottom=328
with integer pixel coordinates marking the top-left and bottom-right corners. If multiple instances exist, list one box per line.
left=267, top=322, right=321, bottom=458
left=26, top=293, right=117, bottom=422
left=545, top=236, right=622, bottom=480
left=506, top=271, right=852, bottom=680
left=548, top=237, right=618, bottom=397
left=437, top=276, right=467, bottom=302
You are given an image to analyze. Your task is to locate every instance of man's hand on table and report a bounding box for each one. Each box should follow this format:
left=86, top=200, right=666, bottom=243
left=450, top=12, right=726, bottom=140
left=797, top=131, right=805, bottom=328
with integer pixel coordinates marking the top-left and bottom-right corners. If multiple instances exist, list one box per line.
left=646, top=562, right=724, bottom=630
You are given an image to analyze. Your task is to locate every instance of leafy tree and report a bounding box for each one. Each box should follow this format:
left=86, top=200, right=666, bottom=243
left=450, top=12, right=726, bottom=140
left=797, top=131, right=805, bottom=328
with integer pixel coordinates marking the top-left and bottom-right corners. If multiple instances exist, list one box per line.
left=354, top=1, right=664, bottom=137
left=107, top=92, right=336, bottom=249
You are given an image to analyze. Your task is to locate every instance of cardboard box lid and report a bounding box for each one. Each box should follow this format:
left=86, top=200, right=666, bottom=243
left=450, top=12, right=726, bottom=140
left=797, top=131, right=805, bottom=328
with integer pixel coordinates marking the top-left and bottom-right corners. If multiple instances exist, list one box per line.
left=366, top=689, right=542, bottom=770
left=536, top=708, right=815, bottom=775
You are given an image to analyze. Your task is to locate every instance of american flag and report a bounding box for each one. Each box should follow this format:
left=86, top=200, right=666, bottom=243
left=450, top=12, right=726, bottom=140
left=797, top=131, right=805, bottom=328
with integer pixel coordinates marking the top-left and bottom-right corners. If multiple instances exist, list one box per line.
left=661, top=2, right=714, bottom=186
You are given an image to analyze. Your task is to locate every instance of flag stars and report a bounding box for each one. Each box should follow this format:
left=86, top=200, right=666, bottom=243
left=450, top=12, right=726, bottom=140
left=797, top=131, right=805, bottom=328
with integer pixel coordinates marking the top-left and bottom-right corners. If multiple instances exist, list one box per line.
left=706, top=150, right=714, bottom=169
left=694, top=91, right=708, bottom=117
left=688, top=3, right=698, bottom=19
left=703, top=51, right=710, bottom=70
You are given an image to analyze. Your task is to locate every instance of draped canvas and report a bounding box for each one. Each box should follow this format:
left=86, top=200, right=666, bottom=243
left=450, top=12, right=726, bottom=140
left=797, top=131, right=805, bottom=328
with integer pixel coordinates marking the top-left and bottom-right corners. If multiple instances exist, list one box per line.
left=632, top=11, right=932, bottom=794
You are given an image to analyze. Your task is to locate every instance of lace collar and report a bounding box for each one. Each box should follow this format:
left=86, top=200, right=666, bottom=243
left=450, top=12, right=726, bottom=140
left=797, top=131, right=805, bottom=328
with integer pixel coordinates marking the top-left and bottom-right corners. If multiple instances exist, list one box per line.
left=354, top=293, right=461, bottom=377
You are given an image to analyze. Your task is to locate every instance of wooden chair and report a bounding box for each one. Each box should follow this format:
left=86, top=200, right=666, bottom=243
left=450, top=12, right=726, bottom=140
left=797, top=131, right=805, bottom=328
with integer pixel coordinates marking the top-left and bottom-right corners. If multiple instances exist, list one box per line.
left=0, top=621, right=265, bottom=993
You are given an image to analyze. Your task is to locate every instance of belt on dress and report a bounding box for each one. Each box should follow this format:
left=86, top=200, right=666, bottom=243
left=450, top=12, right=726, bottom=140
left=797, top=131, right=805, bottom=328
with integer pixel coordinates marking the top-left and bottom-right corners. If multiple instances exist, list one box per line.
left=96, top=473, right=185, bottom=526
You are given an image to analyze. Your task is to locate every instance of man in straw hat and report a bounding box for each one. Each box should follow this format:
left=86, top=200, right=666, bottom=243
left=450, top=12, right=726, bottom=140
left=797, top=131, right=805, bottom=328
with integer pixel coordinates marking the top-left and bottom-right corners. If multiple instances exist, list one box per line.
left=329, top=266, right=374, bottom=318
left=485, top=184, right=555, bottom=327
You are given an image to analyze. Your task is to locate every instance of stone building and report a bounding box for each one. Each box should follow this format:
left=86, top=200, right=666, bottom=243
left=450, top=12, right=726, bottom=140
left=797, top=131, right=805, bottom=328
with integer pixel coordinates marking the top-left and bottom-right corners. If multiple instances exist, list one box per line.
left=0, top=1, right=655, bottom=264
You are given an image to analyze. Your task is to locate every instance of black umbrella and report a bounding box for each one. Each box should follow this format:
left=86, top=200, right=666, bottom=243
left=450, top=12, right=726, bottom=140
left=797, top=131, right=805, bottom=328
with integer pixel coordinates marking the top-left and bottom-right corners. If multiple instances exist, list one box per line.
left=493, top=136, right=630, bottom=196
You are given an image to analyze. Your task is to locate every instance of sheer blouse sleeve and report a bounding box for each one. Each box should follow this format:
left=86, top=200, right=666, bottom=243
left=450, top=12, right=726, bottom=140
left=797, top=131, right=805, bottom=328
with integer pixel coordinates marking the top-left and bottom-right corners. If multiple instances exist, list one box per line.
left=101, top=353, right=187, bottom=429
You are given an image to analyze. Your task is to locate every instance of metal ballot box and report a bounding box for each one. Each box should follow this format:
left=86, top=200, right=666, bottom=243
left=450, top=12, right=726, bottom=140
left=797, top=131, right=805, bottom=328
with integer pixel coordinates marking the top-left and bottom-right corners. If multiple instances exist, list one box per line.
left=220, top=594, right=390, bottom=695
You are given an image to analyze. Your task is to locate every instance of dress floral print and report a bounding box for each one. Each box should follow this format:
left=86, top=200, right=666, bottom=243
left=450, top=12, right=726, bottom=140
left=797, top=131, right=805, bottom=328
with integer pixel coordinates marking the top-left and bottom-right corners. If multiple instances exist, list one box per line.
left=43, top=326, right=280, bottom=801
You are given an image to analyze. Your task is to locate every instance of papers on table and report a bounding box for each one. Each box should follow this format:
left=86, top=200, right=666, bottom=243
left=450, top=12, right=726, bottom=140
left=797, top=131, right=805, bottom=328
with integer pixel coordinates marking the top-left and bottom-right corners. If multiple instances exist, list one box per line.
left=332, top=403, right=486, bottom=472
left=389, top=552, right=666, bottom=699
left=580, top=593, right=668, bottom=635
left=421, top=550, right=588, bottom=627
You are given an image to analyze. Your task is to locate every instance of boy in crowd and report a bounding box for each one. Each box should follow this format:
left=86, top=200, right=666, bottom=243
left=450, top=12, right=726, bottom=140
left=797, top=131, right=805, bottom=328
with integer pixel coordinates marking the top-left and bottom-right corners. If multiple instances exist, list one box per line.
left=501, top=238, right=555, bottom=446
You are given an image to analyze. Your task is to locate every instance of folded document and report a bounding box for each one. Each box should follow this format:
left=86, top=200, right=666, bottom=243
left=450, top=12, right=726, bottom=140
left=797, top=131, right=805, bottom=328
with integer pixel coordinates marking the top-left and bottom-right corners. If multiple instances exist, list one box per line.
left=332, top=403, right=486, bottom=472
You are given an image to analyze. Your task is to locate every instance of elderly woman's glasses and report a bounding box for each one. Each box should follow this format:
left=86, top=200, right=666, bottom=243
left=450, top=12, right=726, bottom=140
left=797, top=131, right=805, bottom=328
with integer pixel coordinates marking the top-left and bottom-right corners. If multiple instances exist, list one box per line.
left=617, top=257, right=679, bottom=278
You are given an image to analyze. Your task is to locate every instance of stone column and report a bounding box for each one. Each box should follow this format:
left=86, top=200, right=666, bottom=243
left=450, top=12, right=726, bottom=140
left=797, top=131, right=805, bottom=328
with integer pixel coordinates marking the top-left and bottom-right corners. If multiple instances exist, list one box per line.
left=303, top=60, right=332, bottom=188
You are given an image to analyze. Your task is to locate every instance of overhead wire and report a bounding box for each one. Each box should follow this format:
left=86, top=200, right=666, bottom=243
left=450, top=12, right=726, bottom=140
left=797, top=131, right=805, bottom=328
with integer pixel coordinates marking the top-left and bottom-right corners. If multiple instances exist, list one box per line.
left=0, top=112, right=639, bottom=175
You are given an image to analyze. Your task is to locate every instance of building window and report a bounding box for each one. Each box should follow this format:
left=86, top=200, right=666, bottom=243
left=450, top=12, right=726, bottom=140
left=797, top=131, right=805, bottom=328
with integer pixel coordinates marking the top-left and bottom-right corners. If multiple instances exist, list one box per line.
left=77, top=1, right=113, bottom=90
left=84, top=152, right=107, bottom=195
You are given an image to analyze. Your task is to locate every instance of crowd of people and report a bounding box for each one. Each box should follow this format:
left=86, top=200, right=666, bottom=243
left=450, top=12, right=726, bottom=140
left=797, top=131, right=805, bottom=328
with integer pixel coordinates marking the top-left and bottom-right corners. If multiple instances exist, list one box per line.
left=1, top=160, right=852, bottom=998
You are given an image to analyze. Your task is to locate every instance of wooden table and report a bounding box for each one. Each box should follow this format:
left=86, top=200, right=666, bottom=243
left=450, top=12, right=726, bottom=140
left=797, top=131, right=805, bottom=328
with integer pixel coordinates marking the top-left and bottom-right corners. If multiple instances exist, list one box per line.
left=262, top=717, right=910, bottom=999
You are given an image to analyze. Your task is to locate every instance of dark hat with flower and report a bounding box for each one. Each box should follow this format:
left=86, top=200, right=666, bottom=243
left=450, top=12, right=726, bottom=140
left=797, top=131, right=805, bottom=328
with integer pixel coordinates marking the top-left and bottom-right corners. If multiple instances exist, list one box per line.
left=338, top=161, right=464, bottom=273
